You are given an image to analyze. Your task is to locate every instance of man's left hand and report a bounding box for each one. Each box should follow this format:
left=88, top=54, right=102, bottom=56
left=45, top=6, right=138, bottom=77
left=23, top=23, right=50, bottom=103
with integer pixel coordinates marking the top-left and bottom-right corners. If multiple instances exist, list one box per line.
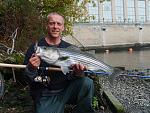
left=72, top=63, right=87, bottom=77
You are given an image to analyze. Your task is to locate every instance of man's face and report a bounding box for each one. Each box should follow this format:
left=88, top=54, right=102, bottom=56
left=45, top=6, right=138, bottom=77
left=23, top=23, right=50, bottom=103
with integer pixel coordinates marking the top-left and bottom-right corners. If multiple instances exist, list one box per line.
left=47, top=15, right=64, bottom=38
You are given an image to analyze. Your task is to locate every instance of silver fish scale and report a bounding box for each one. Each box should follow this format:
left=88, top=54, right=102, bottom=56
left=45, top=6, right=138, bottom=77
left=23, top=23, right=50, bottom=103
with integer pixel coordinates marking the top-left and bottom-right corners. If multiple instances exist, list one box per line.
left=58, top=48, right=113, bottom=73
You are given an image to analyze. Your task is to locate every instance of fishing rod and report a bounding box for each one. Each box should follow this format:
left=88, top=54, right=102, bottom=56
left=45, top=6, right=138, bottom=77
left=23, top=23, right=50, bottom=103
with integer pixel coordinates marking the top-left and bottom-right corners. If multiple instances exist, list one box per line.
left=0, top=63, right=62, bottom=71
left=0, top=63, right=109, bottom=75
left=0, top=63, right=150, bottom=79
left=0, top=63, right=111, bottom=84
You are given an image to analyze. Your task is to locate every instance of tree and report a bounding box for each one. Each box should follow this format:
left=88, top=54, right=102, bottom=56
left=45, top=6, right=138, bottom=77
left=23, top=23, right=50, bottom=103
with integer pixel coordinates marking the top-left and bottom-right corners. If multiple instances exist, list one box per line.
left=0, top=0, right=103, bottom=51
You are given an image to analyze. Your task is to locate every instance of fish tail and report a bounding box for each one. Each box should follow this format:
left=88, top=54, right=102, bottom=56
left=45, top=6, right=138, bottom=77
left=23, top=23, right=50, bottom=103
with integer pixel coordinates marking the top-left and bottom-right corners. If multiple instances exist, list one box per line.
left=108, top=68, right=122, bottom=85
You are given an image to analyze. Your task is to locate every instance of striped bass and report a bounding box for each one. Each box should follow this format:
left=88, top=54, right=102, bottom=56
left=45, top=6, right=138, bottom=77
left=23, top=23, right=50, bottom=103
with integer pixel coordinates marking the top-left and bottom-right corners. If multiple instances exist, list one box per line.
left=36, top=46, right=120, bottom=76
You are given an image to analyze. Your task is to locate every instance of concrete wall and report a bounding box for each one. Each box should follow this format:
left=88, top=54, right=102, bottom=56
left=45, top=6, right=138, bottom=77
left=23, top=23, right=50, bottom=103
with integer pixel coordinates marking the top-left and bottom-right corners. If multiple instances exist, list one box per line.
left=64, top=24, right=150, bottom=47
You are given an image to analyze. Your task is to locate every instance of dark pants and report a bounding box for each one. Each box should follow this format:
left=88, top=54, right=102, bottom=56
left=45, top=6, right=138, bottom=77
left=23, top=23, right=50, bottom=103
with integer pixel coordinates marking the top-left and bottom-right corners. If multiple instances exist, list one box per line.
left=35, top=77, right=95, bottom=113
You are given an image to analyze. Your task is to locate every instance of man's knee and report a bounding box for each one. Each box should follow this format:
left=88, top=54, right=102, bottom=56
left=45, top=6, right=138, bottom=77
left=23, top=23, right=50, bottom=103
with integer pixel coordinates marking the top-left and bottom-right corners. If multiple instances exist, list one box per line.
left=78, top=77, right=94, bottom=89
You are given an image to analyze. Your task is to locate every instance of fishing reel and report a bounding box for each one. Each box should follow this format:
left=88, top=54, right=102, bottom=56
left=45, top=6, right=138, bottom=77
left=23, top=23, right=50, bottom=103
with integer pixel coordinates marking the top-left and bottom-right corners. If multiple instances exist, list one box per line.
left=34, top=75, right=51, bottom=85
left=34, top=67, right=51, bottom=85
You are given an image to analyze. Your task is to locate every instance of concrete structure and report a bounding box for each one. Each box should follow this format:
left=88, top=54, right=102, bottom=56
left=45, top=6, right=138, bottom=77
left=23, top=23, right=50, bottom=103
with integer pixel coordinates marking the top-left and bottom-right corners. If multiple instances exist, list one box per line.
left=64, top=23, right=150, bottom=47
left=64, top=0, right=150, bottom=48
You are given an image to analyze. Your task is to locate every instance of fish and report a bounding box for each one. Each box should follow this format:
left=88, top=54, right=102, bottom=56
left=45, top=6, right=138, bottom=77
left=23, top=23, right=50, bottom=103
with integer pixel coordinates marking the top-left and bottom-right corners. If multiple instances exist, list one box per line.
left=35, top=46, right=121, bottom=78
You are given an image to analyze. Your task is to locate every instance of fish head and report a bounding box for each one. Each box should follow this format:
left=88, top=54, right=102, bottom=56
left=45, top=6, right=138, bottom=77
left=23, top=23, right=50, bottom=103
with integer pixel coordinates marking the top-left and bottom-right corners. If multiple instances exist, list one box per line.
left=36, top=46, right=60, bottom=64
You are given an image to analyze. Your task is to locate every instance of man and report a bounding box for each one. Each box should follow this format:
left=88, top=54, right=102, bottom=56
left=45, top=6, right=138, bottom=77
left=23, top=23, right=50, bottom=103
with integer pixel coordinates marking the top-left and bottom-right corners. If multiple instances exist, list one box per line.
left=24, top=12, right=95, bottom=113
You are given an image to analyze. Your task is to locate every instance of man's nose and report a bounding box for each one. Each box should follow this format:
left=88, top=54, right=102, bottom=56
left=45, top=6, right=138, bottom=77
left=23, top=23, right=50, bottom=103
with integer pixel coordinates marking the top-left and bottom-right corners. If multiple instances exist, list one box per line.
left=53, top=23, right=58, bottom=28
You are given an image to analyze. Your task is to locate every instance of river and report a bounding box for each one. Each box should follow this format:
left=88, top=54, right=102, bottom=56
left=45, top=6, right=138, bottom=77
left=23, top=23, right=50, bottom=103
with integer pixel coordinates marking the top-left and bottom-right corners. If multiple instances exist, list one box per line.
left=95, top=49, right=150, bottom=70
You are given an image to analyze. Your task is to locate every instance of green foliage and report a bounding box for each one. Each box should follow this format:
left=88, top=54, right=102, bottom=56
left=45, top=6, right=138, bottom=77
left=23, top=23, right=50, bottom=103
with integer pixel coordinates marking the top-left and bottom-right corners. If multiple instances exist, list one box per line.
left=88, top=75, right=105, bottom=111
left=0, top=52, right=24, bottom=64
left=92, top=96, right=99, bottom=109
left=0, top=0, right=43, bottom=50
left=0, top=0, right=102, bottom=51
left=10, top=53, right=25, bottom=64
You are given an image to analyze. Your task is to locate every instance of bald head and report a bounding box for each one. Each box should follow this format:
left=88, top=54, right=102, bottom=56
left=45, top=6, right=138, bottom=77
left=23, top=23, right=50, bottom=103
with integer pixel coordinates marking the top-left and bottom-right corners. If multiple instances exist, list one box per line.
left=47, top=12, right=65, bottom=24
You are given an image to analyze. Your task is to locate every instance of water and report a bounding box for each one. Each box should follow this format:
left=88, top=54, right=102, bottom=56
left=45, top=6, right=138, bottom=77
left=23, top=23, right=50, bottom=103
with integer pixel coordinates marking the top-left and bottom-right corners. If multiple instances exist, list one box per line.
left=95, top=49, right=150, bottom=70
left=95, top=49, right=150, bottom=113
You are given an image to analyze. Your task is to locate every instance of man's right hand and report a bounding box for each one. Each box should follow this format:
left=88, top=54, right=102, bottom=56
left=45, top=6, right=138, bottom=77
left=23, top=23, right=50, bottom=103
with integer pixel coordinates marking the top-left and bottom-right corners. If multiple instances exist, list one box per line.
left=28, top=54, right=41, bottom=69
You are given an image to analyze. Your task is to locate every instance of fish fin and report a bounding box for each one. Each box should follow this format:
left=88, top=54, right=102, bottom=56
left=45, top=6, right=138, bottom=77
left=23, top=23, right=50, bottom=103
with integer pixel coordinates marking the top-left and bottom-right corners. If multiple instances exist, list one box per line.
left=61, top=66, right=70, bottom=75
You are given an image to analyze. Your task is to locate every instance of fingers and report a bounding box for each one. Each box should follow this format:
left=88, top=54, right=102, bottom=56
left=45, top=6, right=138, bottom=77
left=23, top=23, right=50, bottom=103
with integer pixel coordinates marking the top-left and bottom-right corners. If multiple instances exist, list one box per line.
left=72, top=63, right=87, bottom=76
left=29, top=54, right=41, bottom=69
left=73, top=63, right=86, bottom=71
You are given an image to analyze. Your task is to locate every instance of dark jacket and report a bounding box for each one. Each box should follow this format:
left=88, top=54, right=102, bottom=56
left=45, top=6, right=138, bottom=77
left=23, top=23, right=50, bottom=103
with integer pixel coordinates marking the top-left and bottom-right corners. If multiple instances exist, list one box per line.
left=23, top=38, right=78, bottom=101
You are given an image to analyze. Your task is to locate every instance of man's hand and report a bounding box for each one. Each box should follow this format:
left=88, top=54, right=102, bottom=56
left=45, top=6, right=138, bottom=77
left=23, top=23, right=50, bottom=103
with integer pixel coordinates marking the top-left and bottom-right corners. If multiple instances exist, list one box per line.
left=72, top=63, right=87, bottom=77
left=28, top=54, right=41, bottom=69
